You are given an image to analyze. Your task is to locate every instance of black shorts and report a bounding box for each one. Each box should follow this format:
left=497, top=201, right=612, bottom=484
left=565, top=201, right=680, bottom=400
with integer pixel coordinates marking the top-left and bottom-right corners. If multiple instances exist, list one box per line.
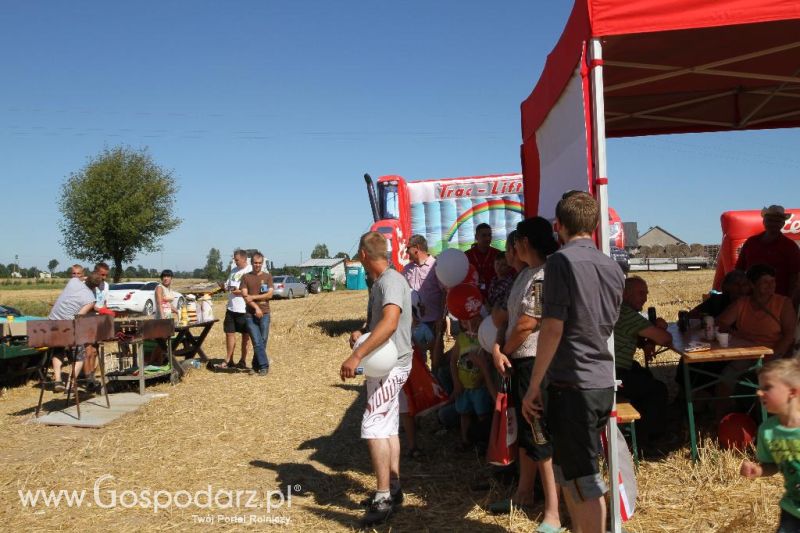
left=510, top=357, right=552, bottom=461
left=546, top=385, right=613, bottom=484
left=223, top=310, right=249, bottom=334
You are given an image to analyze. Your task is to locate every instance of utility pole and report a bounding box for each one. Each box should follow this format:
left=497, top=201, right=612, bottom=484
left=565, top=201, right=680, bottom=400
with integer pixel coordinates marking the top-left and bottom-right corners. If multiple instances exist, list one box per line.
left=14, top=255, right=18, bottom=275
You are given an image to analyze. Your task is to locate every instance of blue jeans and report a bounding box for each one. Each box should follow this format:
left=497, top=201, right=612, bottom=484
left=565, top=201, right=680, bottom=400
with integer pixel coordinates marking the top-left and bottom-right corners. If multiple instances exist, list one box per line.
left=245, top=313, right=270, bottom=370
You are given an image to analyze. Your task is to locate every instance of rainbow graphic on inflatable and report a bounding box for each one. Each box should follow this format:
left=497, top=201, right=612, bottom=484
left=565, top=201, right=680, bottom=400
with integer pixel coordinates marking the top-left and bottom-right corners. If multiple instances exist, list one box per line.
left=444, top=199, right=525, bottom=244
left=407, top=175, right=525, bottom=255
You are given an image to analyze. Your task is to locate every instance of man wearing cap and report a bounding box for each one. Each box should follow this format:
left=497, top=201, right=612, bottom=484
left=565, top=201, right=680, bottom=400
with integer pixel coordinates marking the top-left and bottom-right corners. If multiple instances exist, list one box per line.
left=735, top=205, right=800, bottom=302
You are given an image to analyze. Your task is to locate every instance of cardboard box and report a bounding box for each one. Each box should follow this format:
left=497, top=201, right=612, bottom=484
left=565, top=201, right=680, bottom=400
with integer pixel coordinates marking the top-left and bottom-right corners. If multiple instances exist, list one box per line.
left=0, top=321, right=28, bottom=337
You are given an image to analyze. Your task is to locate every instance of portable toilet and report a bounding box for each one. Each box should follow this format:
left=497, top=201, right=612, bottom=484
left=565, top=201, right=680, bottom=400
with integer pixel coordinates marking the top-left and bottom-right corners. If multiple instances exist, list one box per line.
left=346, top=262, right=367, bottom=290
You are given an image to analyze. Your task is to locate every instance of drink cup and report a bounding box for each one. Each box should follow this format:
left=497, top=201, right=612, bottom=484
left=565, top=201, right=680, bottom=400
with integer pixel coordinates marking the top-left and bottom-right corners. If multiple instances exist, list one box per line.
left=716, top=332, right=730, bottom=348
left=703, top=316, right=715, bottom=341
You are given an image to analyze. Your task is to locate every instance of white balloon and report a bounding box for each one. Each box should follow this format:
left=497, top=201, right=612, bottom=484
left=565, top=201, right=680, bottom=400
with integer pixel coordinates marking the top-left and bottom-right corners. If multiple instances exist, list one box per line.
left=354, top=332, right=399, bottom=378
left=478, top=315, right=498, bottom=353
left=435, top=248, right=470, bottom=288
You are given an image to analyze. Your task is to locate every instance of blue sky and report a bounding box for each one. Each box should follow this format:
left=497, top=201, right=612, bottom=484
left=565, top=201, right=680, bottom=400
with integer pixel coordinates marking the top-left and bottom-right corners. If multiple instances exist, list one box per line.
left=1, top=2, right=797, bottom=272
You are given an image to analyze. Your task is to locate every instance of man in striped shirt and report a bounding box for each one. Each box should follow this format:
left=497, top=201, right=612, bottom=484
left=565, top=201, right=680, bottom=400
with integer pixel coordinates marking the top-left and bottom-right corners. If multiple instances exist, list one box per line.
left=613, top=276, right=672, bottom=449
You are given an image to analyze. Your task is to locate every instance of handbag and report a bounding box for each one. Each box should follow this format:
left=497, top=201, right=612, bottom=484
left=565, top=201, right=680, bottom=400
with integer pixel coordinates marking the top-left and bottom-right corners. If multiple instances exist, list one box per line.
left=486, top=378, right=518, bottom=466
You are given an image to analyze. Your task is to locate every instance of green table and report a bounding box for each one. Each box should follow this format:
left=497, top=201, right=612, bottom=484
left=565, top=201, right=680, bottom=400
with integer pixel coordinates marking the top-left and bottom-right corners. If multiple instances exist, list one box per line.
left=668, top=323, right=770, bottom=462
left=0, top=343, right=47, bottom=384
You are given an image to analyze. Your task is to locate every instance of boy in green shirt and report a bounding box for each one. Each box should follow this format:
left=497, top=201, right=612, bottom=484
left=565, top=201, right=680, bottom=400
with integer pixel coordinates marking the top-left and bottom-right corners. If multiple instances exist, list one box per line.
left=741, top=358, right=800, bottom=532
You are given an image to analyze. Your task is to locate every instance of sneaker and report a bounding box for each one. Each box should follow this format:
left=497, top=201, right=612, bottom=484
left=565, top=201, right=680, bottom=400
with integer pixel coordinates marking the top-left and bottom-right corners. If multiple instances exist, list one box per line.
left=361, top=496, right=393, bottom=527
left=360, top=487, right=403, bottom=507
left=258, top=368, right=269, bottom=376
left=52, top=381, right=66, bottom=393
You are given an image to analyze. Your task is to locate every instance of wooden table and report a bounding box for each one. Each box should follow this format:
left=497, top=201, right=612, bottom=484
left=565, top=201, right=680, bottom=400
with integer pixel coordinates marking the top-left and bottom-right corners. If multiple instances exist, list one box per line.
left=108, top=318, right=180, bottom=395
left=667, top=323, right=772, bottom=461
left=171, top=320, right=218, bottom=361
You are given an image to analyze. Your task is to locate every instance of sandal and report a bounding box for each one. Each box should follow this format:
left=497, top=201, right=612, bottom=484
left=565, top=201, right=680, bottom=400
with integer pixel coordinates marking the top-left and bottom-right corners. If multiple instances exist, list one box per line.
left=235, top=360, right=248, bottom=370
left=214, top=361, right=234, bottom=370
left=53, top=381, right=66, bottom=393
left=535, top=523, right=564, bottom=533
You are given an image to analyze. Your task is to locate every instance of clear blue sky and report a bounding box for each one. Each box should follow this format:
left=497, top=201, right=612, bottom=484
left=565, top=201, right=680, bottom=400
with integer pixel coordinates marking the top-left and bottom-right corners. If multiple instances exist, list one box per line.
left=1, top=2, right=797, bottom=272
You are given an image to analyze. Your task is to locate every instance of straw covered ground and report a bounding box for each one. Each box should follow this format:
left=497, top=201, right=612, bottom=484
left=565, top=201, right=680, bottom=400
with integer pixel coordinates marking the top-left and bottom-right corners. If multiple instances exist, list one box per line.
left=0, top=271, right=784, bottom=531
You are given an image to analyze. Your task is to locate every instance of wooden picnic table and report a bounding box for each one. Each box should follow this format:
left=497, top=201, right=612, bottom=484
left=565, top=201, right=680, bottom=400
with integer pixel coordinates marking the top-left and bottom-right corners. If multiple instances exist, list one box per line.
left=667, top=323, right=771, bottom=461
left=171, top=320, right=218, bottom=362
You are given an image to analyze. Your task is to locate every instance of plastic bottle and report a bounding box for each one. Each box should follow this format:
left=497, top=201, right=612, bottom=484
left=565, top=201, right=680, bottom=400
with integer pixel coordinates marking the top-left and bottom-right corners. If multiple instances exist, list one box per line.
left=531, top=418, right=548, bottom=445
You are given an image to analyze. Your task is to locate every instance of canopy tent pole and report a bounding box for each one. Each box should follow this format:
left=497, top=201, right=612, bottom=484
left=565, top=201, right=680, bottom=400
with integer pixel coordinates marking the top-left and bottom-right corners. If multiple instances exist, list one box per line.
left=589, top=37, right=623, bottom=533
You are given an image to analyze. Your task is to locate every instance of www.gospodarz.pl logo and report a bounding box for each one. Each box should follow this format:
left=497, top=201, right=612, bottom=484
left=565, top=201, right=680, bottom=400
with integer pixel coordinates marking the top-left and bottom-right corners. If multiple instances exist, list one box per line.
left=18, top=474, right=299, bottom=514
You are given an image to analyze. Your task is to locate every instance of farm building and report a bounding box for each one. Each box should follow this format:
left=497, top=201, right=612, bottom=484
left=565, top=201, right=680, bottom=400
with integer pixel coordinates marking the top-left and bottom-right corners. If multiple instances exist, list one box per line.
left=299, top=258, right=346, bottom=284
left=638, top=226, right=686, bottom=248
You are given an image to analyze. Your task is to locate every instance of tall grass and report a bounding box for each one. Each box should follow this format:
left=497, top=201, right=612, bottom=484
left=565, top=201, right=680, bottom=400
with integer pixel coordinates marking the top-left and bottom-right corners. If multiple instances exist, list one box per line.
left=0, top=278, right=67, bottom=290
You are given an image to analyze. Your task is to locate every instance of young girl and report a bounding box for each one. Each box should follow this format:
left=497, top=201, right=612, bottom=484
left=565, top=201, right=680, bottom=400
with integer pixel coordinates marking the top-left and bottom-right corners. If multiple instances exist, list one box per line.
left=740, top=358, right=800, bottom=532
left=450, top=316, right=496, bottom=451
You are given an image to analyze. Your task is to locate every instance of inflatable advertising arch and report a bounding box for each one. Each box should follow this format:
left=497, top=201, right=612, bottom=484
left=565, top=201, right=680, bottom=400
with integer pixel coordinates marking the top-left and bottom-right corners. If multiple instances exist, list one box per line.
left=714, top=209, right=800, bottom=289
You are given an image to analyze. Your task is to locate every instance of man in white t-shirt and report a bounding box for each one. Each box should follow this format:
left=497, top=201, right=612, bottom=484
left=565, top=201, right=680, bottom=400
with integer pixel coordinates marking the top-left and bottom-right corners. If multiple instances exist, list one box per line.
left=92, top=262, right=110, bottom=309
left=76, top=261, right=111, bottom=387
left=217, top=249, right=252, bottom=369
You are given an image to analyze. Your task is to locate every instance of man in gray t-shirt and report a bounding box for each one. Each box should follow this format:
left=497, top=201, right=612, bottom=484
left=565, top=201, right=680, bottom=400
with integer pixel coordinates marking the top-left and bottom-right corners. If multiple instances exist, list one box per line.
left=522, top=192, right=624, bottom=533
left=49, top=278, right=97, bottom=320
left=340, top=231, right=412, bottom=528
left=367, top=270, right=412, bottom=367
left=48, top=274, right=101, bottom=391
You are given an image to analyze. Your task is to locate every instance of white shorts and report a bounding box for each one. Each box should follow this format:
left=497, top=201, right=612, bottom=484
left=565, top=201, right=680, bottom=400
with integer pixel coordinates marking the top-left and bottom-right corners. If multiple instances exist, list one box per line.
left=399, top=389, right=409, bottom=415
left=361, top=365, right=411, bottom=439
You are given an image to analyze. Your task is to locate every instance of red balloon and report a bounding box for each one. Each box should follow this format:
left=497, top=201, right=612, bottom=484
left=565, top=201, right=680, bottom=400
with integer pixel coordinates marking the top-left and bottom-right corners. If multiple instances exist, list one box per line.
left=718, top=412, right=757, bottom=450
left=462, top=264, right=479, bottom=286
left=447, top=283, right=483, bottom=320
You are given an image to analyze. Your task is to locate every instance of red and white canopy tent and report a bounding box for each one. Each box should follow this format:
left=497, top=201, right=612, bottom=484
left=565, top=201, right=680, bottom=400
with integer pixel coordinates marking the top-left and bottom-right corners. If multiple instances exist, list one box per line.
left=520, top=1, right=800, bottom=529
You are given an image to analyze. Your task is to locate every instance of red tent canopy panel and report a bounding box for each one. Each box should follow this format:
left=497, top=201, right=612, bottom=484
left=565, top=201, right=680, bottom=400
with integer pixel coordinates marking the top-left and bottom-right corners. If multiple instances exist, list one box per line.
left=520, top=0, right=800, bottom=218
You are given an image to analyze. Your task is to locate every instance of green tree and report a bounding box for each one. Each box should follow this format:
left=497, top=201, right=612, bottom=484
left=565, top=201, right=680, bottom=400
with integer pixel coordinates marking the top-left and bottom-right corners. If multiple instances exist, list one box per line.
left=47, top=259, right=59, bottom=274
left=204, top=248, right=225, bottom=280
left=58, top=146, right=181, bottom=282
left=334, top=252, right=349, bottom=260
left=311, top=243, right=330, bottom=259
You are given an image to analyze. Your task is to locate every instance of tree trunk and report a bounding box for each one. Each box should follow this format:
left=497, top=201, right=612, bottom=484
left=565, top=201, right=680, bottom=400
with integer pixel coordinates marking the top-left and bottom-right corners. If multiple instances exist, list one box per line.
left=113, top=256, right=123, bottom=283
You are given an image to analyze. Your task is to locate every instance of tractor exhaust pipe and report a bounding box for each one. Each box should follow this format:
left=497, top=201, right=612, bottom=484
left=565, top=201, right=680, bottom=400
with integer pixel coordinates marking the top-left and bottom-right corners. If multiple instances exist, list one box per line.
left=364, top=173, right=380, bottom=223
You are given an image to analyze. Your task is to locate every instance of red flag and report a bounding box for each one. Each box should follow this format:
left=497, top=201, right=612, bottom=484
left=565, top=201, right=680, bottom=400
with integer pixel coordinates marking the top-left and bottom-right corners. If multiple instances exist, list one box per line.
left=601, top=422, right=638, bottom=521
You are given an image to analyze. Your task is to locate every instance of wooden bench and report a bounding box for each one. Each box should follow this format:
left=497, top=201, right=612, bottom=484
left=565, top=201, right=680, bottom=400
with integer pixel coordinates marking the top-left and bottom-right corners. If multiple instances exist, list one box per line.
left=616, top=402, right=641, bottom=465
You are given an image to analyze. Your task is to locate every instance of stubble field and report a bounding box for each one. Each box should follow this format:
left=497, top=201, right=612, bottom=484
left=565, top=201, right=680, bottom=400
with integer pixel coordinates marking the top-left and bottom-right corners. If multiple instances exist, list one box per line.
left=0, top=271, right=783, bottom=532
